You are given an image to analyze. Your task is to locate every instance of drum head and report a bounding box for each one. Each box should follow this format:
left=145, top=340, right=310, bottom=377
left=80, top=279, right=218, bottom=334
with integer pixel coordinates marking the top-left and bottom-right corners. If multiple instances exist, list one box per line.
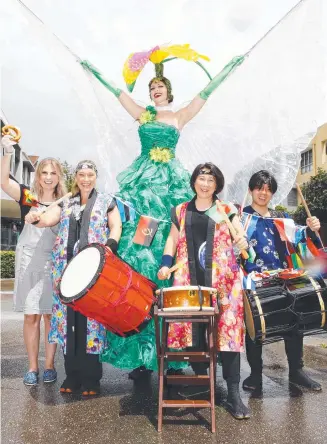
left=59, top=244, right=105, bottom=303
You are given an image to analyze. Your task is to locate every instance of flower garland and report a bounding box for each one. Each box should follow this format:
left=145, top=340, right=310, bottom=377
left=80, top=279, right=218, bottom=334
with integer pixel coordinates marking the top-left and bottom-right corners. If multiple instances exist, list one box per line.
left=149, top=147, right=173, bottom=163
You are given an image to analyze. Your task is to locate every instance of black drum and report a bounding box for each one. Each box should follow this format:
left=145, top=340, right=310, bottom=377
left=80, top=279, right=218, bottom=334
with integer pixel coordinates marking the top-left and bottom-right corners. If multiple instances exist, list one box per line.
left=244, top=275, right=327, bottom=344
left=289, top=276, right=327, bottom=334
left=243, top=280, right=296, bottom=344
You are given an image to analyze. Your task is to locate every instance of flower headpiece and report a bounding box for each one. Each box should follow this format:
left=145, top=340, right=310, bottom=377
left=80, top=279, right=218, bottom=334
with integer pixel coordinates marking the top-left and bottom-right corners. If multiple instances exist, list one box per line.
left=123, top=44, right=211, bottom=92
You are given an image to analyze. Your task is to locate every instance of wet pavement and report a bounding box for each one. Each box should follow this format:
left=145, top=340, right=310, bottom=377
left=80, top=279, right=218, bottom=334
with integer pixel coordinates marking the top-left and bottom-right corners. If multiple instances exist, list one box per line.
left=1, top=292, right=327, bottom=444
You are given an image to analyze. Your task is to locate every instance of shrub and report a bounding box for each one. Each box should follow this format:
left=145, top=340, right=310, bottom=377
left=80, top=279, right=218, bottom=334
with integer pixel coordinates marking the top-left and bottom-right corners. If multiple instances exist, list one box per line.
left=0, top=251, right=15, bottom=278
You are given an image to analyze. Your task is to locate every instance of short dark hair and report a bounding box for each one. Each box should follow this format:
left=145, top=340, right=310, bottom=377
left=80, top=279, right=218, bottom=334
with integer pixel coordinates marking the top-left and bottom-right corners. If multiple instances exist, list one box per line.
left=190, top=162, right=225, bottom=194
left=248, top=170, right=278, bottom=194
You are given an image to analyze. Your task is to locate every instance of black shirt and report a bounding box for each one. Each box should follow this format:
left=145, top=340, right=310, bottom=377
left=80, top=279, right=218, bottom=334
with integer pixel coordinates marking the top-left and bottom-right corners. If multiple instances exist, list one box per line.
left=17, top=184, right=37, bottom=232
left=171, top=199, right=211, bottom=286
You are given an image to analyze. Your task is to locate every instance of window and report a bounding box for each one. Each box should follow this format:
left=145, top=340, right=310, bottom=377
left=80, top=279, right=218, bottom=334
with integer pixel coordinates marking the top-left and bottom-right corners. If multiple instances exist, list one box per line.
left=300, top=149, right=312, bottom=174
left=287, top=188, right=297, bottom=207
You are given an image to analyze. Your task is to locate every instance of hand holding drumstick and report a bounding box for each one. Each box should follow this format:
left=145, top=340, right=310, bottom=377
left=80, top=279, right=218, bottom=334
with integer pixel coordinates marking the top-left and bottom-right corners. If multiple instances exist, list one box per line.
left=296, top=184, right=323, bottom=247
left=25, top=192, right=72, bottom=225
left=157, top=263, right=182, bottom=280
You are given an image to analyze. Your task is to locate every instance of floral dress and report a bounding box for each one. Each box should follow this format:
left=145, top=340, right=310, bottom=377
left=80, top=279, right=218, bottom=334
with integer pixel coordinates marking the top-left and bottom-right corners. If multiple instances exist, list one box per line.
left=49, top=190, right=114, bottom=354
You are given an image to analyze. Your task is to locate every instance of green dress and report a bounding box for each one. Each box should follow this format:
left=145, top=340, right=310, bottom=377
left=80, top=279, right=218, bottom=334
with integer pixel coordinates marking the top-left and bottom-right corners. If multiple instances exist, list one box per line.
left=101, top=107, right=193, bottom=370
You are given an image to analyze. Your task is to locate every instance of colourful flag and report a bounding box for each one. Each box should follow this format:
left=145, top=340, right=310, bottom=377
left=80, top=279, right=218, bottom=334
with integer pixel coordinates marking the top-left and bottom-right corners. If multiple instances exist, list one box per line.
left=22, top=189, right=38, bottom=207
left=274, top=218, right=305, bottom=245
left=115, top=197, right=136, bottom=223
left=133, top=215, right=159, bottom=247
left=206, top=202, right=232, bottom=224
left=241, top=213, right=259, bottom=240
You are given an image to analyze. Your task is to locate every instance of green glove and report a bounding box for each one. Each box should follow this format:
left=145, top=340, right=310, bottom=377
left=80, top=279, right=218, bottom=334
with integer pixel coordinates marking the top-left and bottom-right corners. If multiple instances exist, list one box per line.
left=81, top=60, right=122, bottom=98
left=199, top=55, right=245, bottom=100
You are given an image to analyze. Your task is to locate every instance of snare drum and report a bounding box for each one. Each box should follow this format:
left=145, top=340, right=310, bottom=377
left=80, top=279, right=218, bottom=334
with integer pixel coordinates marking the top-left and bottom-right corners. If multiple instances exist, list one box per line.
left=59, top=243, right=157, bottom=336
left=157, top=286, right=217, bottom=311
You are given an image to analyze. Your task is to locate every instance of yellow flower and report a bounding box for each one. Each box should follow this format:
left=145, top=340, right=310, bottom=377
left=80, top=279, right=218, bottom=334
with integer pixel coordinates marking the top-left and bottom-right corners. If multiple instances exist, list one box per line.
left=149, top=147, right=173, bottom=163
left=57, top=311, right=63, bottom=318
left=139, top=110, right=156, bottom=125
left=88, top=340, right=94, bottom=347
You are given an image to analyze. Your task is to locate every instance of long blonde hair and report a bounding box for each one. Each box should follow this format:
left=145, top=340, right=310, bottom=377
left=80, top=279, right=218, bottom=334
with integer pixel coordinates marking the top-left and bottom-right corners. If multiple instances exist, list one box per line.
left=31, top=158, right=67, bottom=200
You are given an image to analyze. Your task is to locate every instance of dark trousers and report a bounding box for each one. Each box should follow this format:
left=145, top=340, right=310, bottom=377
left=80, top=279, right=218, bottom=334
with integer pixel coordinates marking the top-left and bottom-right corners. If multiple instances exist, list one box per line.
left=189, top=324, right=240, bottom=384
left=64, top=308, right=102, bottom=389
left=245, top=332, right=304, bottom=376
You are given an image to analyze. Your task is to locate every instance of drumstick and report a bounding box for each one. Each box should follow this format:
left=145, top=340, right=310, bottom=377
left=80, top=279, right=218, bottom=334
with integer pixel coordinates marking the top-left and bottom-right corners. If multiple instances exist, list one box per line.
left=296, top=184, right=324, bottom=247
left=40, top=192, right=72, bottom=214
left=168, top=263, right=183, bottom=274
left=216, top=201, right=249, bottom=260
left=157, top=262, right=182, bottom=283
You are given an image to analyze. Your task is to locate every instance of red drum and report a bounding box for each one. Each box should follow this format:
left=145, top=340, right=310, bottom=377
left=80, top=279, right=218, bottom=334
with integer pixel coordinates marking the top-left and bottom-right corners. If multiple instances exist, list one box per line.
left=58, top=243, right=157, bottom=336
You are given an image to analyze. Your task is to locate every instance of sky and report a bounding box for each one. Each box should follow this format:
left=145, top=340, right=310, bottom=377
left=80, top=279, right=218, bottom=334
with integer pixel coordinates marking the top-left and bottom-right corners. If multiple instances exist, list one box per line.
left=1, top=0, right=301, bottom=165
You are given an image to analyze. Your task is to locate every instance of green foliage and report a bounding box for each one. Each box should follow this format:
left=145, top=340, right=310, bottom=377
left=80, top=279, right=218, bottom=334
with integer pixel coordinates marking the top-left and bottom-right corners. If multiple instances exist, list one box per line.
left=0, top=251, right=15, bottom=278
left=274, top=205, right=288, bottom=212
left=293, top=168, right=327, bottom=224
left=61, top=160, right=75, bottom=193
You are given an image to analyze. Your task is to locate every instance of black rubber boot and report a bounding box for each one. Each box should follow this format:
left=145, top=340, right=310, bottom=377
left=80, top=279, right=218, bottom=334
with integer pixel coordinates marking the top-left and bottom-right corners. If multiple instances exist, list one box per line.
left=225, top=383, right=251, bottom=420
left=285, top=334, right=321, bottom=391
left=166, top=368, right=186, bottom=376
left=128, top=366, right=153, bottom=380
left=221, top=352, right=251, bottom=419
left=289, top=369, right=322, bottom=391
left=243, top=333, right=263, bottom=392
left=242, top=373, right=263, bottom=392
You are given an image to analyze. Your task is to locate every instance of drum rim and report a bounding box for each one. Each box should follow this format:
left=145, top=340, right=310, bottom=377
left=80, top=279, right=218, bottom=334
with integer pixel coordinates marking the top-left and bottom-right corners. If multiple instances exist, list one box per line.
left=59, top=243, right=106, bottom=303
left=159, top=285, right=217, bottom=293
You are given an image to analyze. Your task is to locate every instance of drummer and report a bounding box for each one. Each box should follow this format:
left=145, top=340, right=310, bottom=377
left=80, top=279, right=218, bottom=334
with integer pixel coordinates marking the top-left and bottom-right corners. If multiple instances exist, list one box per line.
left=25, top=160, right=122, bottom=396
left=241, top=170, right=322, bottom=393
left=158, top=162, right=250, bottom=420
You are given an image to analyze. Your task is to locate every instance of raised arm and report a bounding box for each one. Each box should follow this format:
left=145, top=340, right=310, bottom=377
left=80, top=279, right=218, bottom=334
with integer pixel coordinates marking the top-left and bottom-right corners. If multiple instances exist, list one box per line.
left=25, top=205, right=61, bottom=228
left=177, top=55, right=245, bottom=129
left=81, top=60, right=145, bottom=120
left=1, top=135, right=21, bottom=201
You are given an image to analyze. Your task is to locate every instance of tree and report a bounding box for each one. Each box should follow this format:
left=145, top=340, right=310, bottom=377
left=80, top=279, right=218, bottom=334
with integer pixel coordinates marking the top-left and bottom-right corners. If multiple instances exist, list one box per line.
left=293, top=168, right=327, bottom=225
left=61, top=160, right=75, bottom=193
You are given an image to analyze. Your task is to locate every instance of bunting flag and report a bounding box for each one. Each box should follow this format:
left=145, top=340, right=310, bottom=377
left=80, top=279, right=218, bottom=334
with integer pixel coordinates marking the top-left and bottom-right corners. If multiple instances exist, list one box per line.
left=239, top=268, right=256, bottom=290
left=306, top=236, right=321, bottom=257
left=114, top=196, right=136, bottom=223
left=274, top=218, right=305, bottom=245
left=248, top=245, right=256, bottom=263
left=241, top=213, right=258, bottom=240
left=133, top=215, right=159, bottom=247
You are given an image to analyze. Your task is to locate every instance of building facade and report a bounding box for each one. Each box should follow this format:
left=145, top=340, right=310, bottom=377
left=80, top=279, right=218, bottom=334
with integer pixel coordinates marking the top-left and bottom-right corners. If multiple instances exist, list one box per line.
left=1, top=119, right=37, bottom=250
left=283, top=123, right=327, bottom=210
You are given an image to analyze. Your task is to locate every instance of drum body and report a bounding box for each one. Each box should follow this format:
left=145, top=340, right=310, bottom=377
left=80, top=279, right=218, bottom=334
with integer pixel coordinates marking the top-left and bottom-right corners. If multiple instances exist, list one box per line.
left=244, top=275, right=327, bottom=344
left=158, top=286, right=217, bottom=311
left=59, top=244, right=157, bottom=336
left=243, top=280, right=296, bottom=344
left=287, top=276, right=327, bottom=334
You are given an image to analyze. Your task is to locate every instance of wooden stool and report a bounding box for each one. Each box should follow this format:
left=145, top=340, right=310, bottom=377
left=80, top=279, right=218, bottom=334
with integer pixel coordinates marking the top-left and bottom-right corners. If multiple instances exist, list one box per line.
left=153, top=305, right=218, bottom=433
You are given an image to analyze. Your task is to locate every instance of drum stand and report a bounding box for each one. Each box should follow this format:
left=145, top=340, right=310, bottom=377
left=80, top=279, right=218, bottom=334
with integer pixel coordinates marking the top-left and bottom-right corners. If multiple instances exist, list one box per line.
left=153, top=305, right=219, bottom=433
